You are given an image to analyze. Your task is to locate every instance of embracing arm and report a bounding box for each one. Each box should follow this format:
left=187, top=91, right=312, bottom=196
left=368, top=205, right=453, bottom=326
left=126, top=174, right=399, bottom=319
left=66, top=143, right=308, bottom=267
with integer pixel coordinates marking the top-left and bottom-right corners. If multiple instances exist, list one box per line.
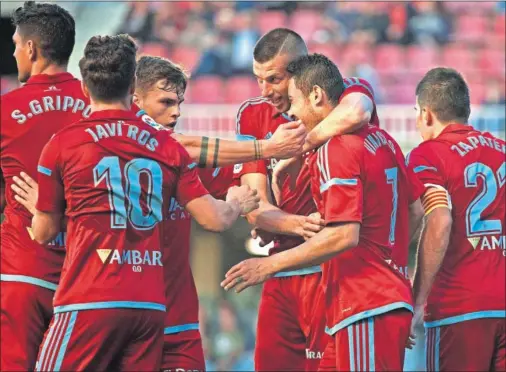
left=172, top=121, right=306, bottom=168
left=303, top=93, right=373, bottom=152
left=31, top=210, right=62, bottom=245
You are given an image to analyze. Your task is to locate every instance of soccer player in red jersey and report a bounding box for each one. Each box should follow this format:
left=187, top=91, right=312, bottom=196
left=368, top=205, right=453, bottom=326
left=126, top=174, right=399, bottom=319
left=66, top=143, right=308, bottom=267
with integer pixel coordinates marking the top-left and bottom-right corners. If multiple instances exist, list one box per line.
left=223, top=54, right=425, bottom=371
left=0, top=3, right=90, bottom=370
left=406, top=68, right=505, bottom=372
left=233, top=29, right=380, bottom=371
left=31, top=34, right=259, bottom=371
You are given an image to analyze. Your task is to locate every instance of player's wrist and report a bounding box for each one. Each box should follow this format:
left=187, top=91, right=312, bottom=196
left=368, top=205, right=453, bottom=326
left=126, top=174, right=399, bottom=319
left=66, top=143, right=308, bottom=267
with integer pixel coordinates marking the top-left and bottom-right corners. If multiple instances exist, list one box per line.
left=261, top=139, right=275, bottom=160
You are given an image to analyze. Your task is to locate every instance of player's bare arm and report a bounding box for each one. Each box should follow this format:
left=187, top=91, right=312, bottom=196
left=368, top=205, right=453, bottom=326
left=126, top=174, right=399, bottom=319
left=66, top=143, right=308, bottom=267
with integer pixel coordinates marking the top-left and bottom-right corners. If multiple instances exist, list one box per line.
left=221, top=222, right=360, bottom=293
left=240, top=172, right=323, bottom=238
left=408, top=199, right=424, bottom=243
left=185, top=185, right=260, bottom=232
left=31, top=210, right=62, bottom=245
left=410, top=205, right=452, bottom=337
left=172, top=120, right=306, bottom=168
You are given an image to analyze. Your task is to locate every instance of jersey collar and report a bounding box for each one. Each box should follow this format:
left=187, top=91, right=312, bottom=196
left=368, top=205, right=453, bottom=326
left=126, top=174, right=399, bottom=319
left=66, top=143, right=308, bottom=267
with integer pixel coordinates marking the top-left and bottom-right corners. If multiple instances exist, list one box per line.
left=25, top=72, right=76, bottom=85
left=439, top=123, right=474, bottom=136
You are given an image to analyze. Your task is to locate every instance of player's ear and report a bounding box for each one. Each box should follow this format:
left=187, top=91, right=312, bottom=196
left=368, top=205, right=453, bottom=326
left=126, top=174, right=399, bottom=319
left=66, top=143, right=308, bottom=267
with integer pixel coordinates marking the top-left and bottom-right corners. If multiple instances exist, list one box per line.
left=132, top=92, right=141, bottom=107
left=26, top=39, right=36, bottom=62
left=311, top=85, right=324, bottom=106
left=423, top=107, right=434, bottom=127
left=81, top=82, right=90, bottom=99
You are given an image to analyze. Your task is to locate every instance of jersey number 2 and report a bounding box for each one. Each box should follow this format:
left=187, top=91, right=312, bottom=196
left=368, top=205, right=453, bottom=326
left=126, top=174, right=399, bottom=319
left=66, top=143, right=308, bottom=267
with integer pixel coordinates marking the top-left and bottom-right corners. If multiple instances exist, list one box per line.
left=464, top=162, right=505, bottom=237
left=93, top=156, right=163, bottom=230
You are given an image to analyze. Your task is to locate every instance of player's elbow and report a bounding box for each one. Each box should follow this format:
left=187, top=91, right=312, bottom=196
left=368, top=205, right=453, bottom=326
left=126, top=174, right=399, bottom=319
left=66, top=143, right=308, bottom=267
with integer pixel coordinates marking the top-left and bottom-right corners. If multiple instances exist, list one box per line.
left=32, top=212, right=60, bottom=245
left=32, top=226, right=58, bottom=245
left=349, top=105, right=371, bottom=127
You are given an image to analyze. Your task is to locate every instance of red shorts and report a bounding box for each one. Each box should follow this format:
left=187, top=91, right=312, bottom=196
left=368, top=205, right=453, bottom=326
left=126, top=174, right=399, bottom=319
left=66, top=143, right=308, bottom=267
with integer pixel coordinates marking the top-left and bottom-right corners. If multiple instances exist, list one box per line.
left=161, top=329, right=205, bottom=371
left=0, top=280, right=54, bottom=371
left=318, top=309, right=412, bottom=371
left=425, top=317, right=505, bottom=371
left=35, top=308, right=164, bottom=371
left=255, top=272, right=328, bottom=371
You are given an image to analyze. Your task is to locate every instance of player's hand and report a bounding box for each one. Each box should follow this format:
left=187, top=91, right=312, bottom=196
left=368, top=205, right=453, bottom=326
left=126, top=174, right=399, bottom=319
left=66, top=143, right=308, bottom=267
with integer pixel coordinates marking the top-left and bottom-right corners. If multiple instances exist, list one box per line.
left=406, top=305, right=424, bottom=349
left=251, top=228, right=276, bottom=247
left=272, top=156, right=303, bottom=204
left=267, top=121, right=307, bottom=159
left=11, top=172, right=39, bottom=216
left=302, top=212, right=325, bottom=240
left=221, top=257, right=274, bottom=293
left=226, top=185, right=260, bottom=215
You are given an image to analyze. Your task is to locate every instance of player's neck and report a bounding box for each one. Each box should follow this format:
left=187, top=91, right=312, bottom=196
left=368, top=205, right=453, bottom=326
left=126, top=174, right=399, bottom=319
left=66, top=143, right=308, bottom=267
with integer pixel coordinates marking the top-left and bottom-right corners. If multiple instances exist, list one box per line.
left=90, top=98, right=131, bottom=113
left=30, top=60, right=68, bottom=77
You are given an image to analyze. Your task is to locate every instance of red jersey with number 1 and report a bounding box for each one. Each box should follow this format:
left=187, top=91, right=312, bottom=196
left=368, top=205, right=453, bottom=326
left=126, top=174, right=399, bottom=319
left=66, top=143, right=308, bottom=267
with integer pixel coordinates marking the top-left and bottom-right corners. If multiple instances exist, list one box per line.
left=407, top=124, right=505, bottom=327
left=0, top=72, right=90, bottom=288
left=36, top=110, right=208, bottom=314
left=309, top=125, right=422, bottom=334
left=234, top=77, right=379, bottom=254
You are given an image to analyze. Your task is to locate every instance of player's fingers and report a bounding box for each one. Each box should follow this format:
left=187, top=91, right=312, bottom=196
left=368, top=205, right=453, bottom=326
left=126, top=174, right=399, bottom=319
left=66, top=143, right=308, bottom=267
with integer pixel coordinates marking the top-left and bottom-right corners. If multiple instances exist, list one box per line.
left=11, top=184, right=27, bottom=198
left=19, top=172, right=36, bottom=188
left=14, top=194, right=28, bottom=205
left=235, top=281, right=251, bottom=293
left=12, top=176, right=29, bottom=192
left=303, top=222, right=323, bottom=232
left=281, top=121, right=301, bottom=130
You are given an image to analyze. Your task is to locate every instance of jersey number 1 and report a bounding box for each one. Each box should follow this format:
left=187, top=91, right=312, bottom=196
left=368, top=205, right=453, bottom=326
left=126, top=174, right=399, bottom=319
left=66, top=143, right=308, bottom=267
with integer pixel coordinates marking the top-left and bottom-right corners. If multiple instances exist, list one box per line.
left=385, top=167, right=399, bottom=244
left=464, top=162, right=505, bottom=237
left=93, top=156, right=163, bottom=230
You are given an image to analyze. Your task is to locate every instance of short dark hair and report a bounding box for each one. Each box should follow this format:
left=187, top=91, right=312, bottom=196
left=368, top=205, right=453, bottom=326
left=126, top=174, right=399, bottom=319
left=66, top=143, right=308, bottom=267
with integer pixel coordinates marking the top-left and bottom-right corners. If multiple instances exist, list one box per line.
left=287, top=53, right=345, bottom=105
left=12, top=1, right=75, bottom=65
left=253, top=28, right=308, bottom=63
left=136, top=56, right=189, bottom=94
left=79, top=34, right=138, bottom=102
left=416, top=67, right=471, bottom=123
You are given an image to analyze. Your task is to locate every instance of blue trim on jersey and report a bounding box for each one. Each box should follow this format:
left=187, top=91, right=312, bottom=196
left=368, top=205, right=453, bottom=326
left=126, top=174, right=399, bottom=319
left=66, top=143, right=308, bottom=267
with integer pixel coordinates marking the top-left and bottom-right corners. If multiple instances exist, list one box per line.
left=1, top=274, right=57, bottom=291
left=368, top=317, right=375, bottom=371
left=274, top=265, right=322, bottom=278
left=236, top=134, right=257, bottom=141
left=281, top=113, right=292, bottom=121
left=136, top=109, right=146, bottom=117
left=424, top=310, right=506, bottom=328
left=54, top=301, right=166, bottom=313
left=435, top=327, right=441, bottom=372
left=320, top=177, right=358, bottom=193
left=347, top=326, right=355, bottom=371
left=53, top=311, right=78, bottom=371
left=413, top=165, right=438, bottom=173
left=325, top=302, right=413, bottom=335
left=188, top=162, right=197, bottom=170
left=164, top=323, right=199, bottom=334
left=37, top=165, right=52, bottom=176
left=213, top=167, right=221, bottom=177
left=36, top=313, right=60, bottom=371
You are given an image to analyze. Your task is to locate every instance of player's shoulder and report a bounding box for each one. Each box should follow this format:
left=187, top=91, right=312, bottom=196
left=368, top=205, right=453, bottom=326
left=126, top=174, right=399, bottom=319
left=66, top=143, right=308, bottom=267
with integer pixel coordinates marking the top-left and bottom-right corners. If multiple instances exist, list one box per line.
left=236, top=97, right=271, bottom=121
left=1, top=85, right=28, bottom=107
left=343, top=77, right=375, bottom=97
left=326, top=130, right=365, bottom=155
left=407, top=140, right=446, bottom=168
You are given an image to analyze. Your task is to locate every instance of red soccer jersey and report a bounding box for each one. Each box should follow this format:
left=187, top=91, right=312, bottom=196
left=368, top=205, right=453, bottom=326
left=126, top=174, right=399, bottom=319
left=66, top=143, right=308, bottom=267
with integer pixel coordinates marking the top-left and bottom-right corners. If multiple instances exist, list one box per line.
left=36, top=109, right=208, bottom=313
left=234, top=78, right=378, bottom=255
left=309, top=125, right=421, bottom=334
left=0, top=72, right=90, bottom=288
left=407, top=124, right=505, bottom=326
left=162, top=166, right=235, bottom=332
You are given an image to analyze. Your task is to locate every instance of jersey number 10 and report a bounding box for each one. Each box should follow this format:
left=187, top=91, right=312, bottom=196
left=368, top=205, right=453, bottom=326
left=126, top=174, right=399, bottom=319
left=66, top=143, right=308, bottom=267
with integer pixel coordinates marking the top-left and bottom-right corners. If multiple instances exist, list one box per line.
left=93, top=156, right=163, bottom=230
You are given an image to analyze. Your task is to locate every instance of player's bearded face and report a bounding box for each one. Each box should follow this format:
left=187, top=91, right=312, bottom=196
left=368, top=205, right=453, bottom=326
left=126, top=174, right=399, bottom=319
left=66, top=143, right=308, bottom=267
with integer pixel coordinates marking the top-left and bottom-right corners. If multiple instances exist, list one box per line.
left=12, top=28, right=32, bottom=83
left=253, top=54, right=292, bottom=113
left=134, top=83, right=184, bottom=128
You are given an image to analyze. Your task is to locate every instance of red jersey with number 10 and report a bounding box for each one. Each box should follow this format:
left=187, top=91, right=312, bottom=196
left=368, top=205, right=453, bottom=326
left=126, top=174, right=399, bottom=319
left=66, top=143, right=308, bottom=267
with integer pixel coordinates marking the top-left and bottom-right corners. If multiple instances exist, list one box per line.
left=407, top=124, right=505, bottom=327
left=36, top=110, right=208, bottom=314
left=309, top=125, right=423, bottom=335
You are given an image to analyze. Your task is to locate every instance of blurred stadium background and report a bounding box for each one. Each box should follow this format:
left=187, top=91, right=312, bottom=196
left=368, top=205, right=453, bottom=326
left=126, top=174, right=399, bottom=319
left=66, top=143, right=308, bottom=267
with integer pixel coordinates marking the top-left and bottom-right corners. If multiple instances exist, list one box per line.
left=1, top=1, right=505, bottom=370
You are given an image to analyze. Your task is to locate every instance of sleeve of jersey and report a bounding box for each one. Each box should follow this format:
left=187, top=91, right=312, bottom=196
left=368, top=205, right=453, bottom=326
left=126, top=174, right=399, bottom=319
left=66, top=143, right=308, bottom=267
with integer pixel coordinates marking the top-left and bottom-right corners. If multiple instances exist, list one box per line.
left=407, top=147, right=451, bottom=215
left=319, top=138, right=363, bottom=224
left=175, top=147, right=209, bottom=206
left=342, top=77, right=375, bottom=103
left=36, top=137, right=65, bottom=213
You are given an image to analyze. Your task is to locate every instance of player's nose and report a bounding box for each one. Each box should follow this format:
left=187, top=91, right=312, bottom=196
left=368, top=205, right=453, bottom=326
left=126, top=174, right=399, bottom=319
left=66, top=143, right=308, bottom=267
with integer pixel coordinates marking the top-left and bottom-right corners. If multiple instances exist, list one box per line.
left=260, top=83, right=272, bottom=98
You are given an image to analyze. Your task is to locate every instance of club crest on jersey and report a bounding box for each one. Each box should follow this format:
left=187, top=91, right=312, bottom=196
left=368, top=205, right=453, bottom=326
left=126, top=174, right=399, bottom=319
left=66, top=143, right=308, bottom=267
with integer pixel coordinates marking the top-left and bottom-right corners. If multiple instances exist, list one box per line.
left=96, top=249, right=163, bottom=272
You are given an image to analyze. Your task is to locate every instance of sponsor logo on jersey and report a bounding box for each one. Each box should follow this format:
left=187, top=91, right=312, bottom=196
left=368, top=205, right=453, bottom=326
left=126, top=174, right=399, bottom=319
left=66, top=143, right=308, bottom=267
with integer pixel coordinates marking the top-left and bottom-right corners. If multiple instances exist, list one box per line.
left=305, top=349, right=324, bottom=360
left=233, top=164, right=243, bottom=174
left=468, top=235, right=506, bottom=256
left=96, top=249, right=163, bottom=272
left=44, top=85, right=61, bottom=92
left=167, top=198, right=191, bottom=221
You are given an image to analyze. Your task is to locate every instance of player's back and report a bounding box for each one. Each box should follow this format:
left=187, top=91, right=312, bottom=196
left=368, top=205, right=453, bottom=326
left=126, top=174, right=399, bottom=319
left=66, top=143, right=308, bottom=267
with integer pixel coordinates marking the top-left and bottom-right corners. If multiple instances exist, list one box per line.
left=409, top=124, right=505, bottom=322
left=0, top=72, right=89, bottom=285
left=311, top=125, right=415, bottom=333
left=41, top=109, right=189, bottom=312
